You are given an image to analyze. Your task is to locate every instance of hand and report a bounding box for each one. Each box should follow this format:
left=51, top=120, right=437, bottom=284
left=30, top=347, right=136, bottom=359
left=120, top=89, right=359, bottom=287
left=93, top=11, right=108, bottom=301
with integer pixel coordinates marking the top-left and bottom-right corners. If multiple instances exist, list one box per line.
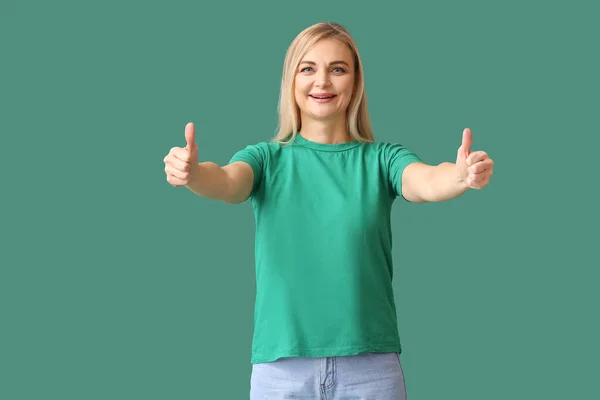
left=456, top=128, right=494, bottom=190
left=164, top=122, right=200, bottom=187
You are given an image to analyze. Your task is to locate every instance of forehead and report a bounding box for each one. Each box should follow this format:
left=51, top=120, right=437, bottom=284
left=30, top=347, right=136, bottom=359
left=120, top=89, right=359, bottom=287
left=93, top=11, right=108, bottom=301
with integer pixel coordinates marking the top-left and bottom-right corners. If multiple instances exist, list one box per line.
left=301, top=39, right=353, bottom=62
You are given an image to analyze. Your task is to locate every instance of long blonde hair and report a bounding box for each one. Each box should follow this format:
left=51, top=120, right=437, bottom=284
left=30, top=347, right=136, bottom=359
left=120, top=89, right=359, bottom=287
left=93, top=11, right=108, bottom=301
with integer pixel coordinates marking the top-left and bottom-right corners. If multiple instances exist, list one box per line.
left=273, top=22, right=375, bottom=144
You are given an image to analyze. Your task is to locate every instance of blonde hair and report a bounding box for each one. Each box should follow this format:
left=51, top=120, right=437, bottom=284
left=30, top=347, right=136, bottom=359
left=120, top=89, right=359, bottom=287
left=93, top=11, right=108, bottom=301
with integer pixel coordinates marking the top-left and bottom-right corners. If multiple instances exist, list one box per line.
left=273, top=22, right=375, bottom=144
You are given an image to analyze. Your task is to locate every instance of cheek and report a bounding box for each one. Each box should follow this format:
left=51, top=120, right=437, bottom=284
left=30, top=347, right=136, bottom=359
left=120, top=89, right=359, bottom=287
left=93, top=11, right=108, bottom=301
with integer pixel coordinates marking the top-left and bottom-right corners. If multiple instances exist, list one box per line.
left=294, top=90, right=308, bottom=112
left=294, top=87, right=304, bottom=105
left=295, top=77, right=308, bottom=93
left=344, top=79, right=355, bottom=96
left=340, top=85, right=354, bottom=104
left=294, top=83, right=306, bottom=101
left=335, top=79, right=354, bottom=101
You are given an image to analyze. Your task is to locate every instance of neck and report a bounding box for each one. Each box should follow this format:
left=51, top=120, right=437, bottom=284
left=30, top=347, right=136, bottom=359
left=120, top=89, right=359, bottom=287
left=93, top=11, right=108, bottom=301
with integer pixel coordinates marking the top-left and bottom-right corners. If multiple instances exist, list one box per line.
left=298, top=115, right=352, bottom=144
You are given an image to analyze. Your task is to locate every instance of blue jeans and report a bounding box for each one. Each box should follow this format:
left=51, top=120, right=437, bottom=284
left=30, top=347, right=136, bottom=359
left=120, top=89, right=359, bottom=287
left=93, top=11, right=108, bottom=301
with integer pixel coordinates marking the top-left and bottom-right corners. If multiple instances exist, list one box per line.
left=250, top=352, right=407, bottom=399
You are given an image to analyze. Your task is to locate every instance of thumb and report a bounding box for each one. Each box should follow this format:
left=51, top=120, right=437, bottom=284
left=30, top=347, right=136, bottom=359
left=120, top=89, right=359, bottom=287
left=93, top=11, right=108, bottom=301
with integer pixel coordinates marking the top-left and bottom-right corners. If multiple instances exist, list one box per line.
left=185, top=122, right=197, bottom=152
left=460, top=128, right=472, bottom=159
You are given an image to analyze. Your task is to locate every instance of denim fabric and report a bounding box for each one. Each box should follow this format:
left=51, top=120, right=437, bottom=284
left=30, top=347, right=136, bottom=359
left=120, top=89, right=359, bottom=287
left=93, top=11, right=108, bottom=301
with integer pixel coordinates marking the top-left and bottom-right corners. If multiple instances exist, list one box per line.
left=250, top=352, right=407, bottom=399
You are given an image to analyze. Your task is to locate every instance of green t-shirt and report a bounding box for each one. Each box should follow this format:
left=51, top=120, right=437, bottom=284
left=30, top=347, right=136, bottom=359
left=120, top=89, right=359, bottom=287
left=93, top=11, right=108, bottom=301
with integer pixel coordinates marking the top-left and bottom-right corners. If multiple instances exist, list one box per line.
left=229, top=133, right=421, bottom=364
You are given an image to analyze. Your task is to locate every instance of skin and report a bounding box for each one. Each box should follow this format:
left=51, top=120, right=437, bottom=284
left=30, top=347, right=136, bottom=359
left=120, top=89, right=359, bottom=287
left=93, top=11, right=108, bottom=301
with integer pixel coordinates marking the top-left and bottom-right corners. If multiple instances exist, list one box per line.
left=294, top=39, right=356, bottom=144
left=164, top=40, right=494, bottom=203
left=291, top=38, right=494, bottom=202
left=402, top=128, right=494, bottom=202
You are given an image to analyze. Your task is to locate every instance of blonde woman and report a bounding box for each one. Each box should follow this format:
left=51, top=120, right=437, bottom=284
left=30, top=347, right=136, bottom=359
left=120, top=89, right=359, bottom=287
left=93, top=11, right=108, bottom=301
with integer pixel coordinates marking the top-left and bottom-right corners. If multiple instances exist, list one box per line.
left=164, top=22, right=494, bottom=400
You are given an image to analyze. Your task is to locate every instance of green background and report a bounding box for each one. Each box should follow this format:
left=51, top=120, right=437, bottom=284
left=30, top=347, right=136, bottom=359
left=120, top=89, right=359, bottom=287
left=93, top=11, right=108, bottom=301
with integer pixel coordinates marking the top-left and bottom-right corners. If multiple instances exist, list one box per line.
left=2, top=0, right=598, bottom=399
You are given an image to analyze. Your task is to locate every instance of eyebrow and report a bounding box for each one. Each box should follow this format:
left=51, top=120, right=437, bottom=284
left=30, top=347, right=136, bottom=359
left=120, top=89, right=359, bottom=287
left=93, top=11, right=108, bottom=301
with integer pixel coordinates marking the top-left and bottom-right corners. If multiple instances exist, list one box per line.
left=299, top=60, right=350, bottom=67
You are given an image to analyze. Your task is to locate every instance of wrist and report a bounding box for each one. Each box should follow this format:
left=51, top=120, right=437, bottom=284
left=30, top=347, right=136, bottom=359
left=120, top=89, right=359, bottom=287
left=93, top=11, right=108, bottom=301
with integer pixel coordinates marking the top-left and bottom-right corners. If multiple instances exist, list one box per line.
left=455, top=164, right=470, bottom=191
left=185, top=162, right=203, bottom=191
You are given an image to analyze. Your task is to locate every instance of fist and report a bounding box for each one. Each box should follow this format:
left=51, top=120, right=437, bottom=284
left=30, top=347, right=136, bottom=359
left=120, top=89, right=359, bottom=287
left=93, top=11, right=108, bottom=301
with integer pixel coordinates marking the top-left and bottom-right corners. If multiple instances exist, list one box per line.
left=456, top=128, right=494, bottom=190
left=164, top=122, right=199, bottom=187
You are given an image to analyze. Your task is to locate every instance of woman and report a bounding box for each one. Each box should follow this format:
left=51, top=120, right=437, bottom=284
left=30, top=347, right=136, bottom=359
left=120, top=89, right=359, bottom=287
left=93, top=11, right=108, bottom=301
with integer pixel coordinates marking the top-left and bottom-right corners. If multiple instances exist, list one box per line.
left=164, top=22, right=493, bottom=400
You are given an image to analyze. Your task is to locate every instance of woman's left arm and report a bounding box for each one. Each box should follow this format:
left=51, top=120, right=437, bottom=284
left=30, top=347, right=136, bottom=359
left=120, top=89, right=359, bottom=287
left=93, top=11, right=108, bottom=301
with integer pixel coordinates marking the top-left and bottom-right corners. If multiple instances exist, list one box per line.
left=401, top=128, right=494, bottom=203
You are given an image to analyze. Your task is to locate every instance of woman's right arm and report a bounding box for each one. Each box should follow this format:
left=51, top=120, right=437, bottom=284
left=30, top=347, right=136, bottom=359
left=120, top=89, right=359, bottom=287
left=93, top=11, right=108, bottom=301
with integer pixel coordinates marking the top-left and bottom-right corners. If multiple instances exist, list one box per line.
left=164, top=122, right=254, bottom=204
left=186, top=161, right=254, bottom=204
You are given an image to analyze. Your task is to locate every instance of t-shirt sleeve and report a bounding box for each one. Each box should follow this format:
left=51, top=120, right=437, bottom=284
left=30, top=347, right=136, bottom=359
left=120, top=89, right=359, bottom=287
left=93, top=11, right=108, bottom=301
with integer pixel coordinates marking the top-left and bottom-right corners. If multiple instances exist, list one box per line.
left=382, top=142, right=422, bottom=198
left=228, top=142, right=267, bottom=199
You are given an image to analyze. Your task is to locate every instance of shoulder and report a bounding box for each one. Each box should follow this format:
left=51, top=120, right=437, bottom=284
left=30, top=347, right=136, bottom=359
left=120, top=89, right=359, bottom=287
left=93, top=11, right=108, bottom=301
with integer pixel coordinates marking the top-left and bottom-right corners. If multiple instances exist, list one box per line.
left=241, top=140, right=287, bottom=153
left=231, top=140, right=278, bottom=156
left=369, top=141, right=410, bottom=151
left=365, top=141, right=422, bottom=172
left=360, top=141, right=412, bottom=159
left=370, top=141, right=419, bottom=156
left=229, top=140, right=288, bottom=166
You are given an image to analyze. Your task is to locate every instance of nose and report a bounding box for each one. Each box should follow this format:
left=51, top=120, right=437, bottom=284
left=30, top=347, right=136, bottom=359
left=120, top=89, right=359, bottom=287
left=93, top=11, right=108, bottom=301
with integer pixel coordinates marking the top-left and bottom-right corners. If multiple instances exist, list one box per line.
left=315, top=69, right=331, bottom=88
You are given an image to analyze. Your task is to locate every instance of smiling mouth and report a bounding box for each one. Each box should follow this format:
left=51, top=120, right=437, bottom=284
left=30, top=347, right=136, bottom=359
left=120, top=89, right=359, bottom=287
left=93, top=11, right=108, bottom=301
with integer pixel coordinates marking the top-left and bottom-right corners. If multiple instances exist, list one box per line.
left=310, top=95, right=336, bottom=99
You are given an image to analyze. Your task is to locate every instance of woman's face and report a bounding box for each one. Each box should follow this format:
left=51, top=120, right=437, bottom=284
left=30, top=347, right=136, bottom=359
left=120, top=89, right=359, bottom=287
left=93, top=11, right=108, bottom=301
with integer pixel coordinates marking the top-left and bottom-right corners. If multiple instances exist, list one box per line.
left=294, top=39, right=355, bottom=123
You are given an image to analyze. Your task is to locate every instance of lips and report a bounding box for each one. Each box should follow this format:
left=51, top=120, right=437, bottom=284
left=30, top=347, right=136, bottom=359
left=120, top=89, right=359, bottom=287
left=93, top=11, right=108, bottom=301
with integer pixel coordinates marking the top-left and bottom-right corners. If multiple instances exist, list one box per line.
left=310, top=93, right=336, bottom=99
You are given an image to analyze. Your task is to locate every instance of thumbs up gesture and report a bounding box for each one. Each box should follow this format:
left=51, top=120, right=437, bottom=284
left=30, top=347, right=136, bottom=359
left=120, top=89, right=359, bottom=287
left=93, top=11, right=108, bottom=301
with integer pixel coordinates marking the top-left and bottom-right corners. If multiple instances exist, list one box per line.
left=164, top=122, right=200, bottom=187
left=456, top=128, right=494, bottom=190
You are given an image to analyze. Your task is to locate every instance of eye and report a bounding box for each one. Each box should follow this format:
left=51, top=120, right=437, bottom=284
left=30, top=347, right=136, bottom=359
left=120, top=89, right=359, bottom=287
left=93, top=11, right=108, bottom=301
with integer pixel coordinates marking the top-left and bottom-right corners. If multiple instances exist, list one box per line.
left=298, top=66, right=346, bottom=74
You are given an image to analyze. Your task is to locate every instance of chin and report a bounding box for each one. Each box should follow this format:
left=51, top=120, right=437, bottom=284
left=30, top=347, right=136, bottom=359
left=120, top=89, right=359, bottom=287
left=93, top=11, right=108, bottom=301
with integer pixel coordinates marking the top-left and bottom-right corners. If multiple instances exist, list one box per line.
left=310, top=112, right=340, bottom=121
left=309, top=106, right=337, bottom=116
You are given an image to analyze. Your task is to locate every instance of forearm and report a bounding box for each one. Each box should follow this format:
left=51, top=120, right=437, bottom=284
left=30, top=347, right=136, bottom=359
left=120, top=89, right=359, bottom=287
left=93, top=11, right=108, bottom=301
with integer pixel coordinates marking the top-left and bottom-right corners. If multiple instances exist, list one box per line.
left=185, top=162, right=230, bottom=201
left=422, top=162, right=469, bottom=202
